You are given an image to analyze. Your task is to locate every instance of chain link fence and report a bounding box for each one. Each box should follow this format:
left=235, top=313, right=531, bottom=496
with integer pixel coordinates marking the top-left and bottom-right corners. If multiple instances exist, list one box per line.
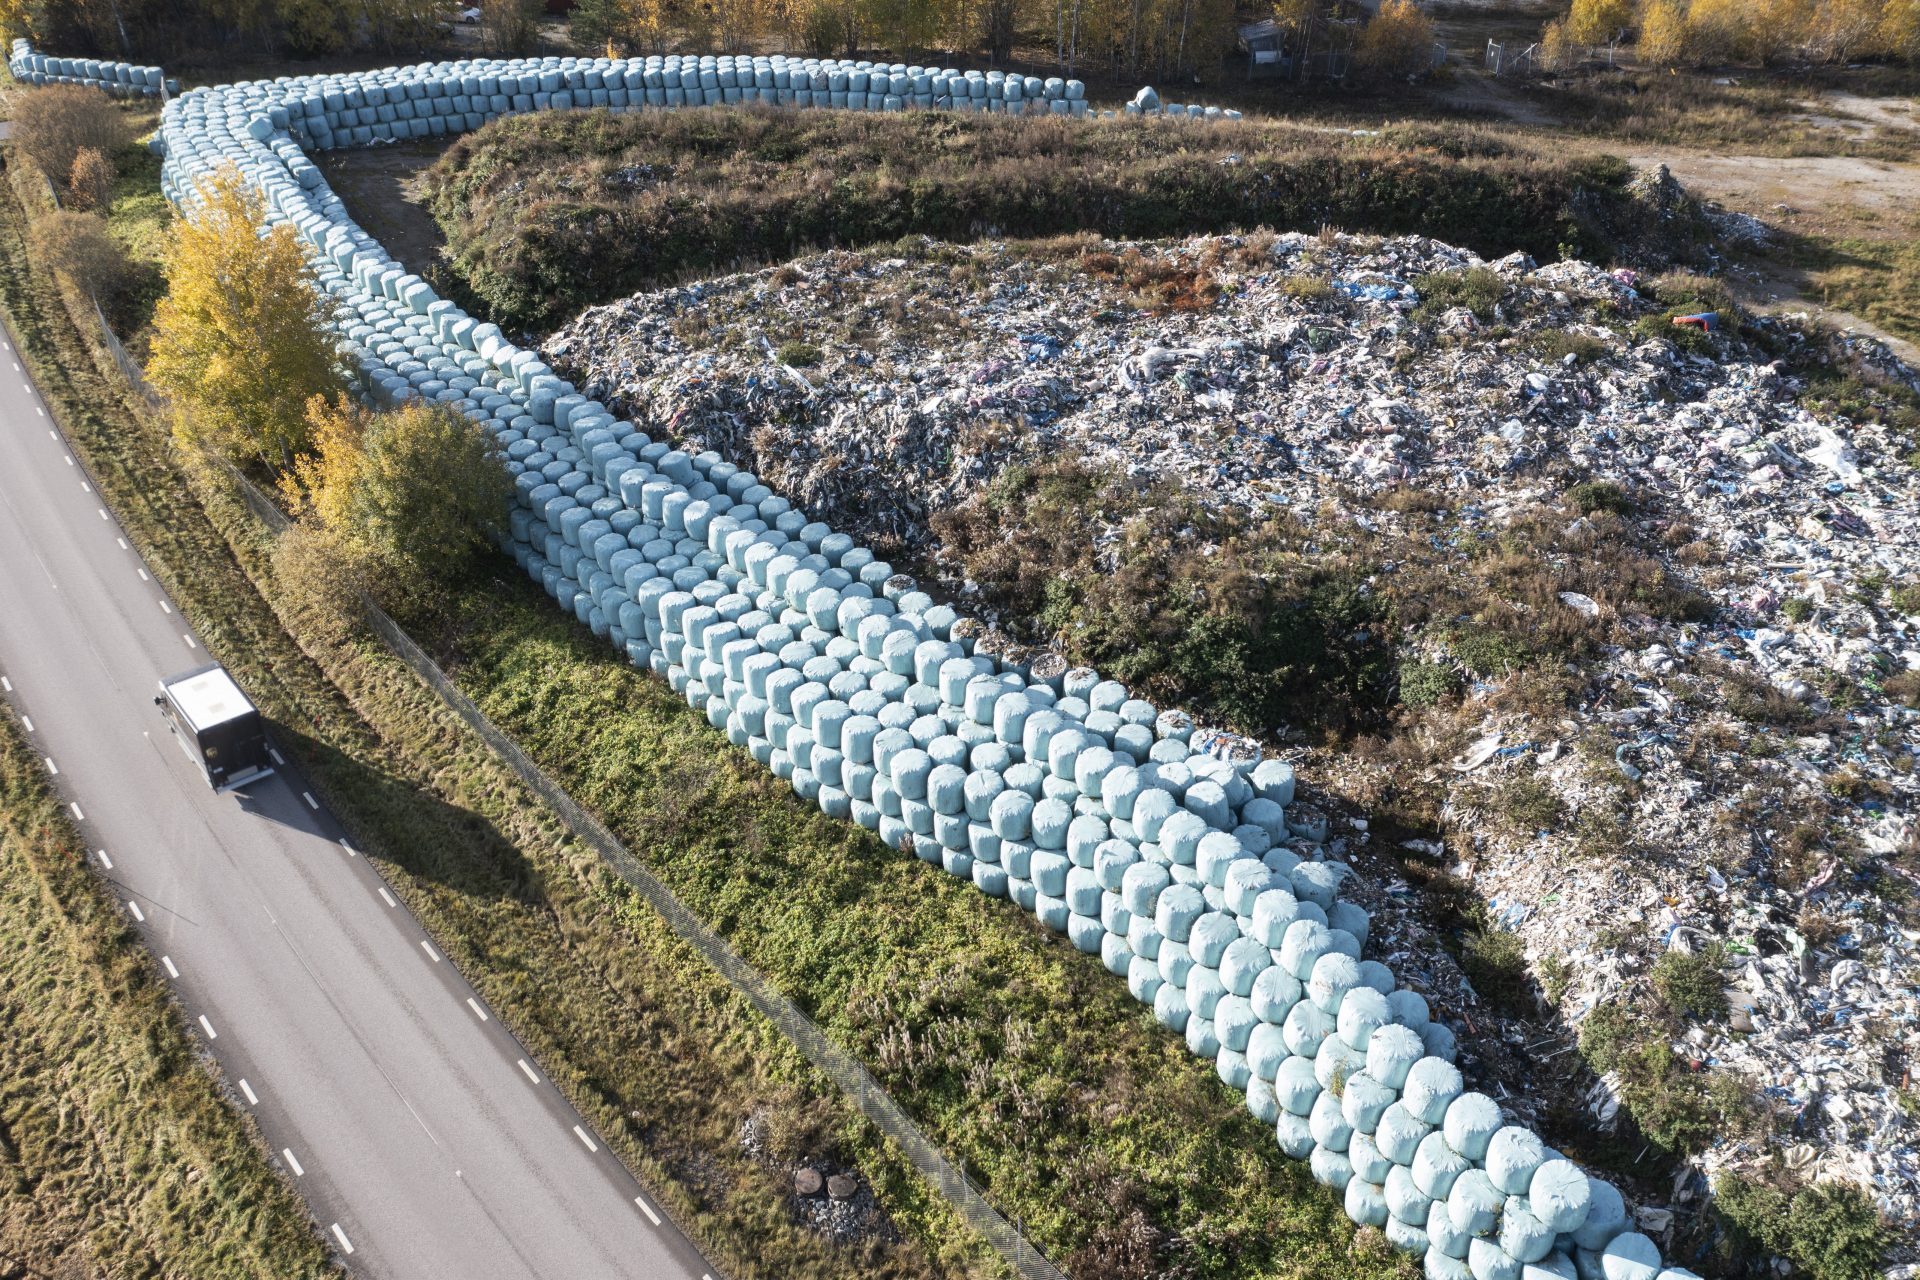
left=229, top=468, right=1068, bottom=1280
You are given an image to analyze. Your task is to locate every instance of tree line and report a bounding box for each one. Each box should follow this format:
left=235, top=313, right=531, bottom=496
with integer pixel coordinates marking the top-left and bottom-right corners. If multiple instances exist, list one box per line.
left=1546, top=0, right=1920, bottom=65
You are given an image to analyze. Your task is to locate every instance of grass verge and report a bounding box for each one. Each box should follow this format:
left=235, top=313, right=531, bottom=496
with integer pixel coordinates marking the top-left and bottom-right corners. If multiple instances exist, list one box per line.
left=0, top=708, right=334, bottom=1277
left=0, top=140, right=984, bottom=1280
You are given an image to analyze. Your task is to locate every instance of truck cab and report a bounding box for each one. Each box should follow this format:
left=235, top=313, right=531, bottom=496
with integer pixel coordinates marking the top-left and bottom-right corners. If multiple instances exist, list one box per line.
left=155, top=663, right=273, bottom=791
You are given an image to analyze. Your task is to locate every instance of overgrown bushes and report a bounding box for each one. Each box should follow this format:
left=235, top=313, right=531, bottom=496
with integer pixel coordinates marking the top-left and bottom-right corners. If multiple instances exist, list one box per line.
left=1713, top=1173, right=1890, bottom=1280
left=426, top=107, right=1652, bottom=332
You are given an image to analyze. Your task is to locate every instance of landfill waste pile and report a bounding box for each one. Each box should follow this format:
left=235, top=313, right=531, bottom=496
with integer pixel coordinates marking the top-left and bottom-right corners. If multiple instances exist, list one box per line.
left=34, top=30, right=1907, bottom=1275
left=548, top=230, right=1920, bottom=1255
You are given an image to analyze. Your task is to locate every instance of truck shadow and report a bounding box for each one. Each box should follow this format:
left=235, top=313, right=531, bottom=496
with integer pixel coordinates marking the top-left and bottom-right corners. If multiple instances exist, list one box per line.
left=240, top=721, right=549, bottom=909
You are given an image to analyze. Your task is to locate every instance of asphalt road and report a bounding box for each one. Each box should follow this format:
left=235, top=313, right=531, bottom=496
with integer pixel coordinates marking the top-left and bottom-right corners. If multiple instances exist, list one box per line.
left=0, top=323, right=716, bottom=1280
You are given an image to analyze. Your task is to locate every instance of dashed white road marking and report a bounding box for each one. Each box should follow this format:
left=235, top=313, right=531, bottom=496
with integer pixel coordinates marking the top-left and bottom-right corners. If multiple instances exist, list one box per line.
left=517, top=1058, right=539, bottom=1084
left=159, top=600, right=171, bottom=614
left=0, top=675, right=11, bottom=691
left=634, top=1195, right=662, bottom=1226
left=94, top=849, right=111, bottom=869
left=116, top=537, right=127, bottom=549
left=269, top=748, right=285, bottom=765
left=162, top=955, right=179, bottom=978
left=239, top=1078, right=258, bottom=1105
left=466, top=997, right=488, bottom=1022
left=62, top=454, right=72, bottom=467
left=197, top=1014, right=217, bottom=1040
left=136, top=566, right=148, bottom=580
left=183, top=634, right=196, bottom=649
left=283, top=1148, right=305, bottom=1177
left=420, top=939, right=441, bottom=962
left=127, top=900, right=145, bottom=922
left=330, top=1224, right=354, bottom=1255
left=36, top=406, right=44, bottom=416
left=97, top=507, right=108, bottom=520
left=20, top=716, right=31, bottom=731
left=43, top=756, right=57, bottom=775
left=302, top=791, right=318, bottom=810
left=572, top=1125, right=598, bottom=1153
left=378, top=886, right=397, bottom=908
left=80, top=480, right=90, bottom=492
left=69, top=801, right=84, bottom=820
left=338, top=837, right=356, bottom=857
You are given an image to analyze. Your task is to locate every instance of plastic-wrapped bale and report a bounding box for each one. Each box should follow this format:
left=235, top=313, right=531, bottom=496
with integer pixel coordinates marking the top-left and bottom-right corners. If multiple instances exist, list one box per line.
left=1447, top=1169, right=1506, bottom=1236
left=1524, top=1253, right=1578, bottom=1280
left=1387, top=1214, right=1431, bottom=1256
left=1274, top=1054, right=1320, bottom=1117
left=1276, top=1109, right=1316, bottom=1160
left=1429, top=1250, right=1475, bottom=1280
left=1310, top=1142, right=1354, bottom=1190
left=1570, top=1178, right=1629, bottom=1252
left=1375, top=1101, right=1432, bottom=1166
left=1403, top=1057, right=1464, bottom=1125
left=1499, top=1196, right=1556, bottom=1264
left=1442, top=1092, right=1504, bottom=1162
left=1345, top=1177, right=1390, bottom=1229
left=1596, top=1234, right=1662, bottom=1280
left=1340, top=1071, right=1397, bottom=1135
left=1336, top=984, right=1390, bottom=1053
left=1486, top=1126, right=1547, bottom=1196
left=1309, top=1088, right=1352, bottom=1152
left=1528, top=1160, right=1592, bottom=1235
left=1348, top=1131, right=1392, bottom=1185
left=1428, top=1196, right=1472, bottom=1259
left=1367, top=1023, right=1426, bottom=1091
left=1470, top=1237, right=1524, bottom=1280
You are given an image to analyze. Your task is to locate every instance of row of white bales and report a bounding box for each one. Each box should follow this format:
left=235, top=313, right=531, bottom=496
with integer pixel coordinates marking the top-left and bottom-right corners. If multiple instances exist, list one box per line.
left=23, top=41, right=1697, bottom=1280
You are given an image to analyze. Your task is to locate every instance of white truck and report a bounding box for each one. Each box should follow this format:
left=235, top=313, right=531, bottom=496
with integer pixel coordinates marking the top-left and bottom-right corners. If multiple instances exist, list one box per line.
left=155, top=663, right=273, bottom=791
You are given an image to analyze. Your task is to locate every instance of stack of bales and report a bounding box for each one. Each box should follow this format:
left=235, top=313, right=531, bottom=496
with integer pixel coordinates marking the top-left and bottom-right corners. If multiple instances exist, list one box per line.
left=36, top=43, right=1691, bottom=1280
left=7, top=39, right=175, bottom=96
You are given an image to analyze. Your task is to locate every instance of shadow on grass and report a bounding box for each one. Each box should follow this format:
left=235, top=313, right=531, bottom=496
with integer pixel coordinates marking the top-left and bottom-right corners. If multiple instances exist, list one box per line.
left=266, top=719, right=548, bottom=908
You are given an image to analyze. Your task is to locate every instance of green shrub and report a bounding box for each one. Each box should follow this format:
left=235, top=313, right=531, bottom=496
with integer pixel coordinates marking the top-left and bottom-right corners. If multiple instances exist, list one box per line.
left=1446, top=626, right=1531, bottom=678
left=1565, top=480, right=1632, bottom=516
left=1412, top=267, right=1505, bottom=322
left=1579, top=1005, right=1763, bottom=1157
left=1652, top=944, right=1729, bottom=1021
left=1782, top=596, right=1814, bottom=622
left=775, top=340, right=822, bottom=367
left=1528, top=329, right=1609, bottom=364
left=1890, top=581, right=1920, bottom=616
left=1397, top=659, right=1455, bottom=709
left=1714, top=1174, right=1890, bottom=1280
left=1460, top=925, right=1531, bottom=1013
left=1498, top=776, right=1566, bottom=834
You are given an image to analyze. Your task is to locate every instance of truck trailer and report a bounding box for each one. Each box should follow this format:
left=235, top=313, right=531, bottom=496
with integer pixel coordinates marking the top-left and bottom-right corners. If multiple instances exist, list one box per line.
left=155, top=663, right=273, bottom=791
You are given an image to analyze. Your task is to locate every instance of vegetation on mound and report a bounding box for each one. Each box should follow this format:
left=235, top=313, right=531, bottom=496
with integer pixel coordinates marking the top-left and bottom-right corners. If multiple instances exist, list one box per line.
left=0, top=711, right=334, bottom=1279
left=927, top=457, right=1708, bottom=741
left=425, top=107, right=1673, bottom=332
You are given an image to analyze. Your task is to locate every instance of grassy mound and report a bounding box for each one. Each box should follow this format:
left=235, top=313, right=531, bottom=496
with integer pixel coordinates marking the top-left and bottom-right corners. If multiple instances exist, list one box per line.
left=424, top=107, right=1667, bottom=333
